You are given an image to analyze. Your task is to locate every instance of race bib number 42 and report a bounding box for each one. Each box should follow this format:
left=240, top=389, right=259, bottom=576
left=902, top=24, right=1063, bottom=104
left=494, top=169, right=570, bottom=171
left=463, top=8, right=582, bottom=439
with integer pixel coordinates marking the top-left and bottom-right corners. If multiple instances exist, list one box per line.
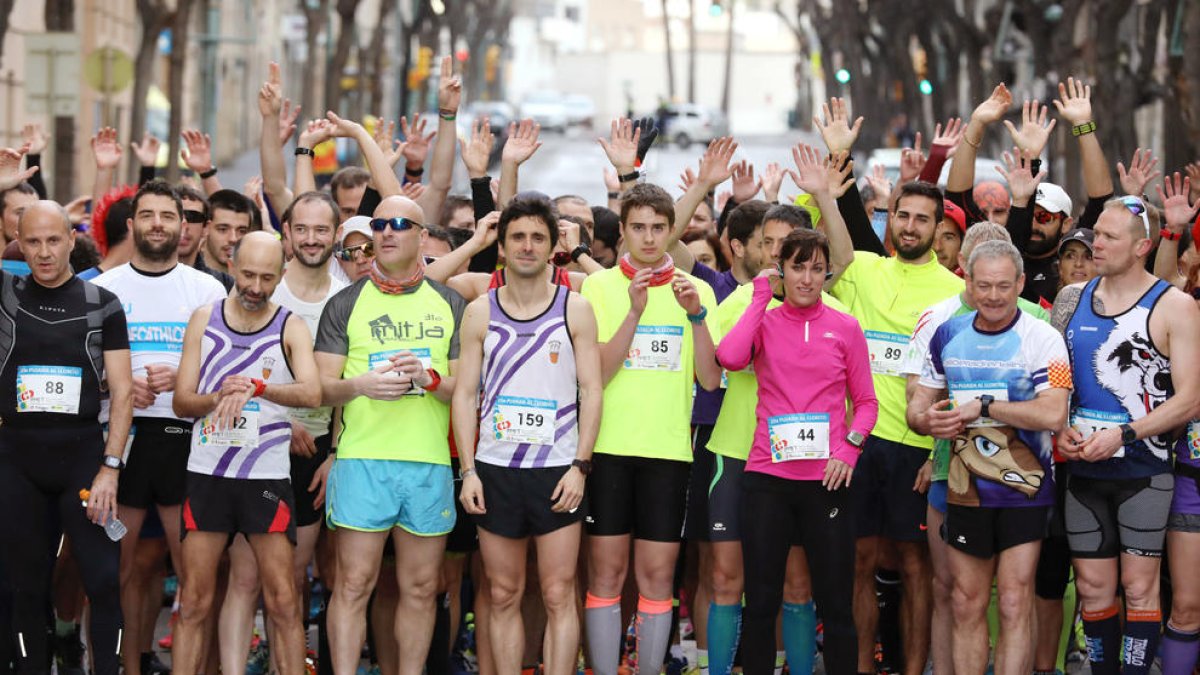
left=1072, top=407, right=1130, bottom=459
left=864, top=331, right=907, bottom=377
left=17, top=365, right=82, bottom=414
left=492, top=395, right=557, bottom=445
left=625, top=325, right=683, bottom=372
left=198, top=401, right=260, bottom=447
left=768, top=413, right=831, bottom=462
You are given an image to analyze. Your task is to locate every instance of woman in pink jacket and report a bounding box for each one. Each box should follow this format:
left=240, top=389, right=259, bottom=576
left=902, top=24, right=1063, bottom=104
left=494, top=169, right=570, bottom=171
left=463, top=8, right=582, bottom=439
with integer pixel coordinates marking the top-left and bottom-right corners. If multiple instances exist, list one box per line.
left=716, top=228, right=878, bottom=675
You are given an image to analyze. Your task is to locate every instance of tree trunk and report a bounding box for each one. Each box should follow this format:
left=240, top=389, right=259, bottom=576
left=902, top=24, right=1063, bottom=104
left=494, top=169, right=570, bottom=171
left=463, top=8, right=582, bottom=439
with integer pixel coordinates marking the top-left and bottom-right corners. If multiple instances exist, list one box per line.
left=0, top=0, right=16, bottom=70
left=1172, top=0, right=1200, bottom=159
left=129, top=0, right=167, bottom=183
left=326, top=0, right=361, bottom=118
left=367, top=0, right=395, bottom=115
left=398, top=20, right=413, bottom=116
left=687, top=0, right=696, bottom=103
left=164, top=0, right=194, bottom=184
left=301, top=0, right=329, bottom=119
left=721, top=0, right=735, bottom=115
left=661, top=0, right=676, bottom=102
left=44, top=0, right=74, bottom=200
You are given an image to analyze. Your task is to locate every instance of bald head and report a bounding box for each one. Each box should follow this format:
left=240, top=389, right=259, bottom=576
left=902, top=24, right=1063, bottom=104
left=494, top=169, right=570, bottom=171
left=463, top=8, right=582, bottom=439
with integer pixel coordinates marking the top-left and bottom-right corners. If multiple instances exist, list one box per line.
left=17, top=200, right=72, bottom=237
left=232, top=230, right=285, bottom=273
left=373, top=196, right=426, bottom=223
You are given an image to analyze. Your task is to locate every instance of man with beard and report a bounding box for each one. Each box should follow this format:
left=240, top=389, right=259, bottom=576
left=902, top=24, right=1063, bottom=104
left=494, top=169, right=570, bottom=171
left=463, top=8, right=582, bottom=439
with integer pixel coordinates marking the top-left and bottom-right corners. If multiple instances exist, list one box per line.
left=175, top=185, right=235, bottom=291
left=826, top=180, right=964, bottom=675
left=94, top=180, right=227, bottom=671
left=1020, top=183, right=1073, bottom=307
left=171, top=231, right=321, bottom=675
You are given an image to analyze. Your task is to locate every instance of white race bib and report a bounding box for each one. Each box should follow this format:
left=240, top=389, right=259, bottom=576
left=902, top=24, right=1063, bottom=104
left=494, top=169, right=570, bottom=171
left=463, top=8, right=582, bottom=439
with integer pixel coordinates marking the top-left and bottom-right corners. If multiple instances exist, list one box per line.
left=1071, top=407, right=1130, bottom=459
left=768, top=413, right=831, bottom=462
left=17, top=365, right=82, bottom=414
left=949, top=381, right=1009, bottom=428
left=864, top=331, right=907, bottom=377
left=625, top=326, right=683, bottom=372
left=198, top=401, right=260, bottom=447
left=492, top=395, right=557, bottom=445
left=369, top=348, right=433, bottom=396
left=1188, top=420, right=1200, bottom=461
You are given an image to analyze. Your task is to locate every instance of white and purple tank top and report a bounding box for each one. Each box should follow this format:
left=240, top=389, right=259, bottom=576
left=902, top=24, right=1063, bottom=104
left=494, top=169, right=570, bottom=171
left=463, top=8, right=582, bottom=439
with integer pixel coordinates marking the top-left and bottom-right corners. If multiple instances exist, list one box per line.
left=475, top=286, right=579, bottom=468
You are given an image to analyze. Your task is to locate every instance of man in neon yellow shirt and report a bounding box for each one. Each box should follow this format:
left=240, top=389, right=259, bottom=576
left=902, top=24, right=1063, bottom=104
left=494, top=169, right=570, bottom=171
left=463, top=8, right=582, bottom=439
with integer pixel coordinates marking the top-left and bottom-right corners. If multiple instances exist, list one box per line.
left=314, top=195, right=465, bottom=675
left=580, top=183, right=722, bottom=675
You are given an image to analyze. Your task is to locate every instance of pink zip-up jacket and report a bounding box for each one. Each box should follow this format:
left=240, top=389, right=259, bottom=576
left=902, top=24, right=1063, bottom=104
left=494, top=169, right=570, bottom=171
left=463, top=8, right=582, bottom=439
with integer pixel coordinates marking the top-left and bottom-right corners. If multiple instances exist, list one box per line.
left=716, top=276, right=878, bottom=481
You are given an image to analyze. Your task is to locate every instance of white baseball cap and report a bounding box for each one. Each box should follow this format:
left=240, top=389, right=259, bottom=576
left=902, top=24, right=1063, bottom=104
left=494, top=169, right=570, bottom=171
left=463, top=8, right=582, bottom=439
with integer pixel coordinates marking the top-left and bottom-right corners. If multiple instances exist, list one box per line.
left=1035, top=183, right=1072, bottom=215
left=339, top=215, right=373, bottom=244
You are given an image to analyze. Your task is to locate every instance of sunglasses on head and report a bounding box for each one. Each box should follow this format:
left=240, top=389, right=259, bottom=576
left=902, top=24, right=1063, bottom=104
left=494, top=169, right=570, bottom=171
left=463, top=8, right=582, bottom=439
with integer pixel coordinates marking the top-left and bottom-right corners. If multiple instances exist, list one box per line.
left=369, top=217, right=421, bottom=232
left=1120, top=196, right=1151, bottom=236
left=336, top=241, right=374, bottom=261
left=183, top=209, right=207, bottom=224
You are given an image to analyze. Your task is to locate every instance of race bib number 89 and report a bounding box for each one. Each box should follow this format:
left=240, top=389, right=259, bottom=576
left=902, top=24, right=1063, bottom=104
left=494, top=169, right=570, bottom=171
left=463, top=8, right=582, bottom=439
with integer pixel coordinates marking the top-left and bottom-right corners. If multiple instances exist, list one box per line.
left=864, top=331, right=907, bottom=377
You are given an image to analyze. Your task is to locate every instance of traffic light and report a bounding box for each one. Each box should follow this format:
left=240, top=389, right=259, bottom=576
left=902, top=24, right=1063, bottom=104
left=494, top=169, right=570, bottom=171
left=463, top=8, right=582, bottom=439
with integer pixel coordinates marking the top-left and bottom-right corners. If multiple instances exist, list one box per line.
left=835, top=68, right=851, bottom=84
left=416, top=47, right=433, bottom=78
left=919, top=79, right=933, bottom=95
left=709, top=1, right=722, bottom=17
left=485, top=44, right=501, bottom=83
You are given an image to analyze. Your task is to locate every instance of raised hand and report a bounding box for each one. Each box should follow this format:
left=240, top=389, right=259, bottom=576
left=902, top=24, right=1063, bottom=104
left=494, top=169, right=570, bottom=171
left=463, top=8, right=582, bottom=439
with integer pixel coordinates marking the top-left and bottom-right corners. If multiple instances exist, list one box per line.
left=244, top=175, right=264, bottom=209
left=1003, top=100, right=1057, bottom=156
left=824, top=151, right=855, bottom=198
left=971, top=83, right=1013, bottom=126
left=1053, top=77, right=1093, bottom=126
left=400, top=182, right=426, bottom=201
left=130, top=132, right=161, bottom=167
left=91, top=127, right=123, bottom=171
left=468, top=211, right=501, bottom=250
left=399, top=113, right=435, bottom=168
left=931, top=118, right=965, bottom=158
left=258, top=62, right=284, bottom=118
left=631, top=116, right=659, bottom=164
left=371, top=116, right=407, bottom=168
left=181, top=129, right=214, bottom=173
left=866, top=164, right=892, bottom=201
left=325, top=111, right=363, bottom=138
left=995, top=146, right=1046, bottom=206
left=899, top=134, right=927, bottom=183
left=597, top=117, right=640, bottom=174
left=298, top=118, right=334, bottom=149
left=604, top=167, right=621, bottom=193
left=762, top=161, right=786, bottom=203
left=460, top=116, right=495, bottom=178
left=1187, top=162, right=1200, bottom=203
left=436, top=55, right=462, bottom=113
left=813, top=97, right=863, bottom=154
left=790, top=143, right=833, bottom=196
left=1117, top=148, right=1161, bottom=197
left=695, top=136, right=738, bottom=189
left=21, top=123, right=49, bottom=155
left=279, top=97, right=301, bottom=145
left=730, top=160, right=762, bottom=202
left=1155, top=172, right=1194, bottom=232
left=502, top=118, right=542, bottom=166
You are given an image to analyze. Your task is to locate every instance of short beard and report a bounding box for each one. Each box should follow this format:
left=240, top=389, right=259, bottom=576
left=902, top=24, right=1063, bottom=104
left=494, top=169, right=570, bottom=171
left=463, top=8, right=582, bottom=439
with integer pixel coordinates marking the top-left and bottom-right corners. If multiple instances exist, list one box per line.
left=1025, top=235, right=1059, bottom=257
left=134, top=230, right=180, bottom=263
left=294, top=245, right=334, bottom=269
left=236, top=290, right=268, bottom=312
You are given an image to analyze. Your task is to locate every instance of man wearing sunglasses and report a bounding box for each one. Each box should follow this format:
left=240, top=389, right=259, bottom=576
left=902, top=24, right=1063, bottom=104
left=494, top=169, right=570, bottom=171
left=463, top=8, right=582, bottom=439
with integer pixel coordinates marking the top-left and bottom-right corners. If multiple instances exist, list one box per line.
left=332, top=216, right=374, bottom=285
left=314, top=195, right=466, bottom=675
left=175, top=185, right=234, bottom=291
left=1052, top=196, right=1200, bottom=675
left=1019, top=183, right=1073, bottom=308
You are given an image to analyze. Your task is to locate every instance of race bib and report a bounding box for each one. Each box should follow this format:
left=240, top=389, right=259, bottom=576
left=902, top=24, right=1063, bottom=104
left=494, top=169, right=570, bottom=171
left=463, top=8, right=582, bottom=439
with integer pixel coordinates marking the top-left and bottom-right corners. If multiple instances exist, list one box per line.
left=864, top=331, right=907, bottom=377
left=768, top=413, right=831, bottom=462
left=625, top=326, right=683, bottom=372
left=17, top=365, right=82, bottom=414
left=369, top=348, right=433, bottom=396
left=949, top=381, right=1009, bottom=428
left=1071, top=407, right=1130, bottom=459
left=198, top=401, right=260, bottom=447
left=1189, top=421, right=1200, bottom=461
left=492, top=395, right=557, bottom=445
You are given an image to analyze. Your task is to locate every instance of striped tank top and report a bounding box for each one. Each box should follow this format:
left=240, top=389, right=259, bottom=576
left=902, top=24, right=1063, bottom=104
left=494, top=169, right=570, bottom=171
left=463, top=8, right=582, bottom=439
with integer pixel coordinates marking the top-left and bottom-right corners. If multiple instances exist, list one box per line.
left=188, top=300, right=295, bottom=480
left=475, top=285, right=578, bottom=468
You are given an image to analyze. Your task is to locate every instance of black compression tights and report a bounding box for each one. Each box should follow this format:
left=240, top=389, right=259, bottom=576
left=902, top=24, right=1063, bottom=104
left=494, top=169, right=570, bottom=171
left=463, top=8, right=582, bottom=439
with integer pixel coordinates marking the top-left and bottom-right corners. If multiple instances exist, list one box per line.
left=739, top=472, right=858, bottom=675
left=0, top=426, right=122, bottom=675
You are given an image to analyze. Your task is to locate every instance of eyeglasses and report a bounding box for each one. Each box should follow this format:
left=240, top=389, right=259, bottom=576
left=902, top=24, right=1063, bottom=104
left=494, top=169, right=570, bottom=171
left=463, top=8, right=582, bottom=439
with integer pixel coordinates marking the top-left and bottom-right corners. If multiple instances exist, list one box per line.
left=369, top=217, right=421, bottom=232
left=1119, top=196, right=1151, bottom=236
left=1033, top=209, right=1062, bottom=225
left=336, top=241, right=374, bottom=261
left=183, top=209, right=207, bottom=224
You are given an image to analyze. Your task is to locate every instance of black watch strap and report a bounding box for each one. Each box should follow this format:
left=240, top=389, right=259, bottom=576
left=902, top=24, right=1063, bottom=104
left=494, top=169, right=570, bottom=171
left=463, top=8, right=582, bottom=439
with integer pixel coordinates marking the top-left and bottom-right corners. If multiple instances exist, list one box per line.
left=295, top=147, right=314, bottom=157
left=979, top=394, right=994, bottom=419
left=571, top=243, right=591, bottom=262
left=1120, top=423, right=1137, bottom=445
left=199, top=166, right=218, bottom=179
left=102, top=455, right=124, bottom=471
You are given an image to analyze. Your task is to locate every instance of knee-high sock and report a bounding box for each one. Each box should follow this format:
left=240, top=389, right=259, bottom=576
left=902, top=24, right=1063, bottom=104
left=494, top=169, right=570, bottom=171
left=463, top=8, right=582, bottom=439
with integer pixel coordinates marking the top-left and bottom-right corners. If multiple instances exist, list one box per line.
left=706, top=603, right=741, bottom=675
left=586, top=593, right=622, bottom=675
left=782, top=601, right=816, bottom=675
left=1123, top=609, right=1162, bottom=675
left=1081, top=605, right=1121, bottom=675
left=1161, top=624, right=1200, bottom=675
left=636, top=596, right=674, bottom=675
left=875, top=569, right=902, bottom=671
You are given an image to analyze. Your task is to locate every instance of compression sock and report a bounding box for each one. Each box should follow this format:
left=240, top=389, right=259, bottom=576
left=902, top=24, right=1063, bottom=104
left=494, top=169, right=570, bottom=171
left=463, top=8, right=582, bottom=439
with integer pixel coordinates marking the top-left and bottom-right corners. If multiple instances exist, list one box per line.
left=875, top=569, right=903, bottom=671
left=317, top=584, right=333, bottom=675
left=696, top=649, right=709, bottom=675
left=585, top=593, right=622, bottom=675
left=425, top=592, right=450, bottom=675
left=1123, top=609, right=1162, bottom=675
left=1080, top=605, right=1121, bottom=675
left=774, top=651, right=786, bottom=675
left=635, top=596, right=673, bottom=675
left=1161, top=624, right=1200, bottom=675
left=782, top=601, right=816, bottom=675
left=706, top=603, right=741, bottom=675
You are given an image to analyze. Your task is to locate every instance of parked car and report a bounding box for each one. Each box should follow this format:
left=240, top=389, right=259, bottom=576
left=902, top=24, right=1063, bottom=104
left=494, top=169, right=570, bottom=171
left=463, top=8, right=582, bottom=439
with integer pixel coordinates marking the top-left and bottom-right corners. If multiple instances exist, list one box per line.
left=563, top=94, right=596, bottom=128
left=520, top=91, right=568, bottom=133
left=660, top=103, right=729, bottom=149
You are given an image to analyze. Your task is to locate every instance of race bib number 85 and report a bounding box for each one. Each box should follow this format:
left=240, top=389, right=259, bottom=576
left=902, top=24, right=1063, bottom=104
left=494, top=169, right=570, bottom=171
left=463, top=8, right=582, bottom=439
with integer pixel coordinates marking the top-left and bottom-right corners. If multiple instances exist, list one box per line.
left=625, top=326, right=683, bottom=372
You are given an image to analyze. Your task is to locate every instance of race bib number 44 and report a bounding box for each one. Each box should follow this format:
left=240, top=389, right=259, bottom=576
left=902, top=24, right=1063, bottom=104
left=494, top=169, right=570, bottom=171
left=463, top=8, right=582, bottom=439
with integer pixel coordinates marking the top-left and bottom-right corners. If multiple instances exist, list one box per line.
left=865, top=331, right=907, bottom=377
left=198, top=401, right=260, bottom=447
left=625, top=326, right=683, bottom=372
left=1072, top=407, right=1130, bottom=459
left=492, top=395, right=557, bottom=445
left=768, top=413, right=831, bottom=462
left=17, top=365, right=82, bottom=414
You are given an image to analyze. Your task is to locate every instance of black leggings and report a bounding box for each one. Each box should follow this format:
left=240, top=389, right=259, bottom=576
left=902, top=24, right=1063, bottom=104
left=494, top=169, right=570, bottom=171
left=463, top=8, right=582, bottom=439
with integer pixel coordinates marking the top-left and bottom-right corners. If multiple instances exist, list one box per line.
left=0, top=425, right=122, bottom=675
left=740, top=472, right=857, bottom=675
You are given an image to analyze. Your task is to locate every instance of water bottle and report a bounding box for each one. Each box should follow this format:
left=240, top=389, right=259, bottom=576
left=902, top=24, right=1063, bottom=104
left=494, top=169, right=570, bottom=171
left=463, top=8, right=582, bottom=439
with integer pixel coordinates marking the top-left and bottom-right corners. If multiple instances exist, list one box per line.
left=78, top=489, right=127, bottom=541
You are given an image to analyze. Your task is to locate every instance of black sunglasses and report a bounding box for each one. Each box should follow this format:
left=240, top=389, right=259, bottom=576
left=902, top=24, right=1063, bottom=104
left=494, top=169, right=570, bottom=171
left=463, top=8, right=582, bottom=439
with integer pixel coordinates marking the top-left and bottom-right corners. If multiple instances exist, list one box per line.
left=336, top=241, right=374, bottom=261
left=183, top=209, right=207, bottom=224
left=369, top=217, right=421, bottom=232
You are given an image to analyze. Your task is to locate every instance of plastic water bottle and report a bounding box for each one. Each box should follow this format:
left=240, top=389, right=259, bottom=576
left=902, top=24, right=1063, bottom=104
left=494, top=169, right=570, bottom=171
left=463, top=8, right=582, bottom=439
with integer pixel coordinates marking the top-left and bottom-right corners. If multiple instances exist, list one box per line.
left=78, top=489, right=127, bottom=541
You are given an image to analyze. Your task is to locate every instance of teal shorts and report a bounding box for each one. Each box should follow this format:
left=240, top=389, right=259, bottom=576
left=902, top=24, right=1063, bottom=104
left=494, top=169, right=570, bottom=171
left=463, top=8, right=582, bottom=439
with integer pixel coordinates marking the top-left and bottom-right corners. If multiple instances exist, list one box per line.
left=326, top=458, right=456, bottom=536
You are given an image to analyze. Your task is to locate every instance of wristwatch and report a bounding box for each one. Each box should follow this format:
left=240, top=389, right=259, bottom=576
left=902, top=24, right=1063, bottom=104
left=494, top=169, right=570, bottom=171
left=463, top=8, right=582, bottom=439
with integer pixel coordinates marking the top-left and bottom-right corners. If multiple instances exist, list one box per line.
left=978, top=394, right=995, bottom=419
left=423, top=368, right=442, bottom=392
left=571, top=243, right=591, bottom=262
left=846, top=431, right=865, bottom=448
left=1120, top=423, right=1137, bottom=445
left=101, top=455, right=124, bottom=471
left=571, top=459, right=593, bottom=475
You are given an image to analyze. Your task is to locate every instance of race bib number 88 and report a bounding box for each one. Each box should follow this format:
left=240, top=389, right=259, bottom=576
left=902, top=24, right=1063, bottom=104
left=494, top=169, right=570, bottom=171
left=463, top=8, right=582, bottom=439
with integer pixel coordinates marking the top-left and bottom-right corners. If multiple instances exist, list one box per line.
left=17, top=365, right=82, bottom=414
